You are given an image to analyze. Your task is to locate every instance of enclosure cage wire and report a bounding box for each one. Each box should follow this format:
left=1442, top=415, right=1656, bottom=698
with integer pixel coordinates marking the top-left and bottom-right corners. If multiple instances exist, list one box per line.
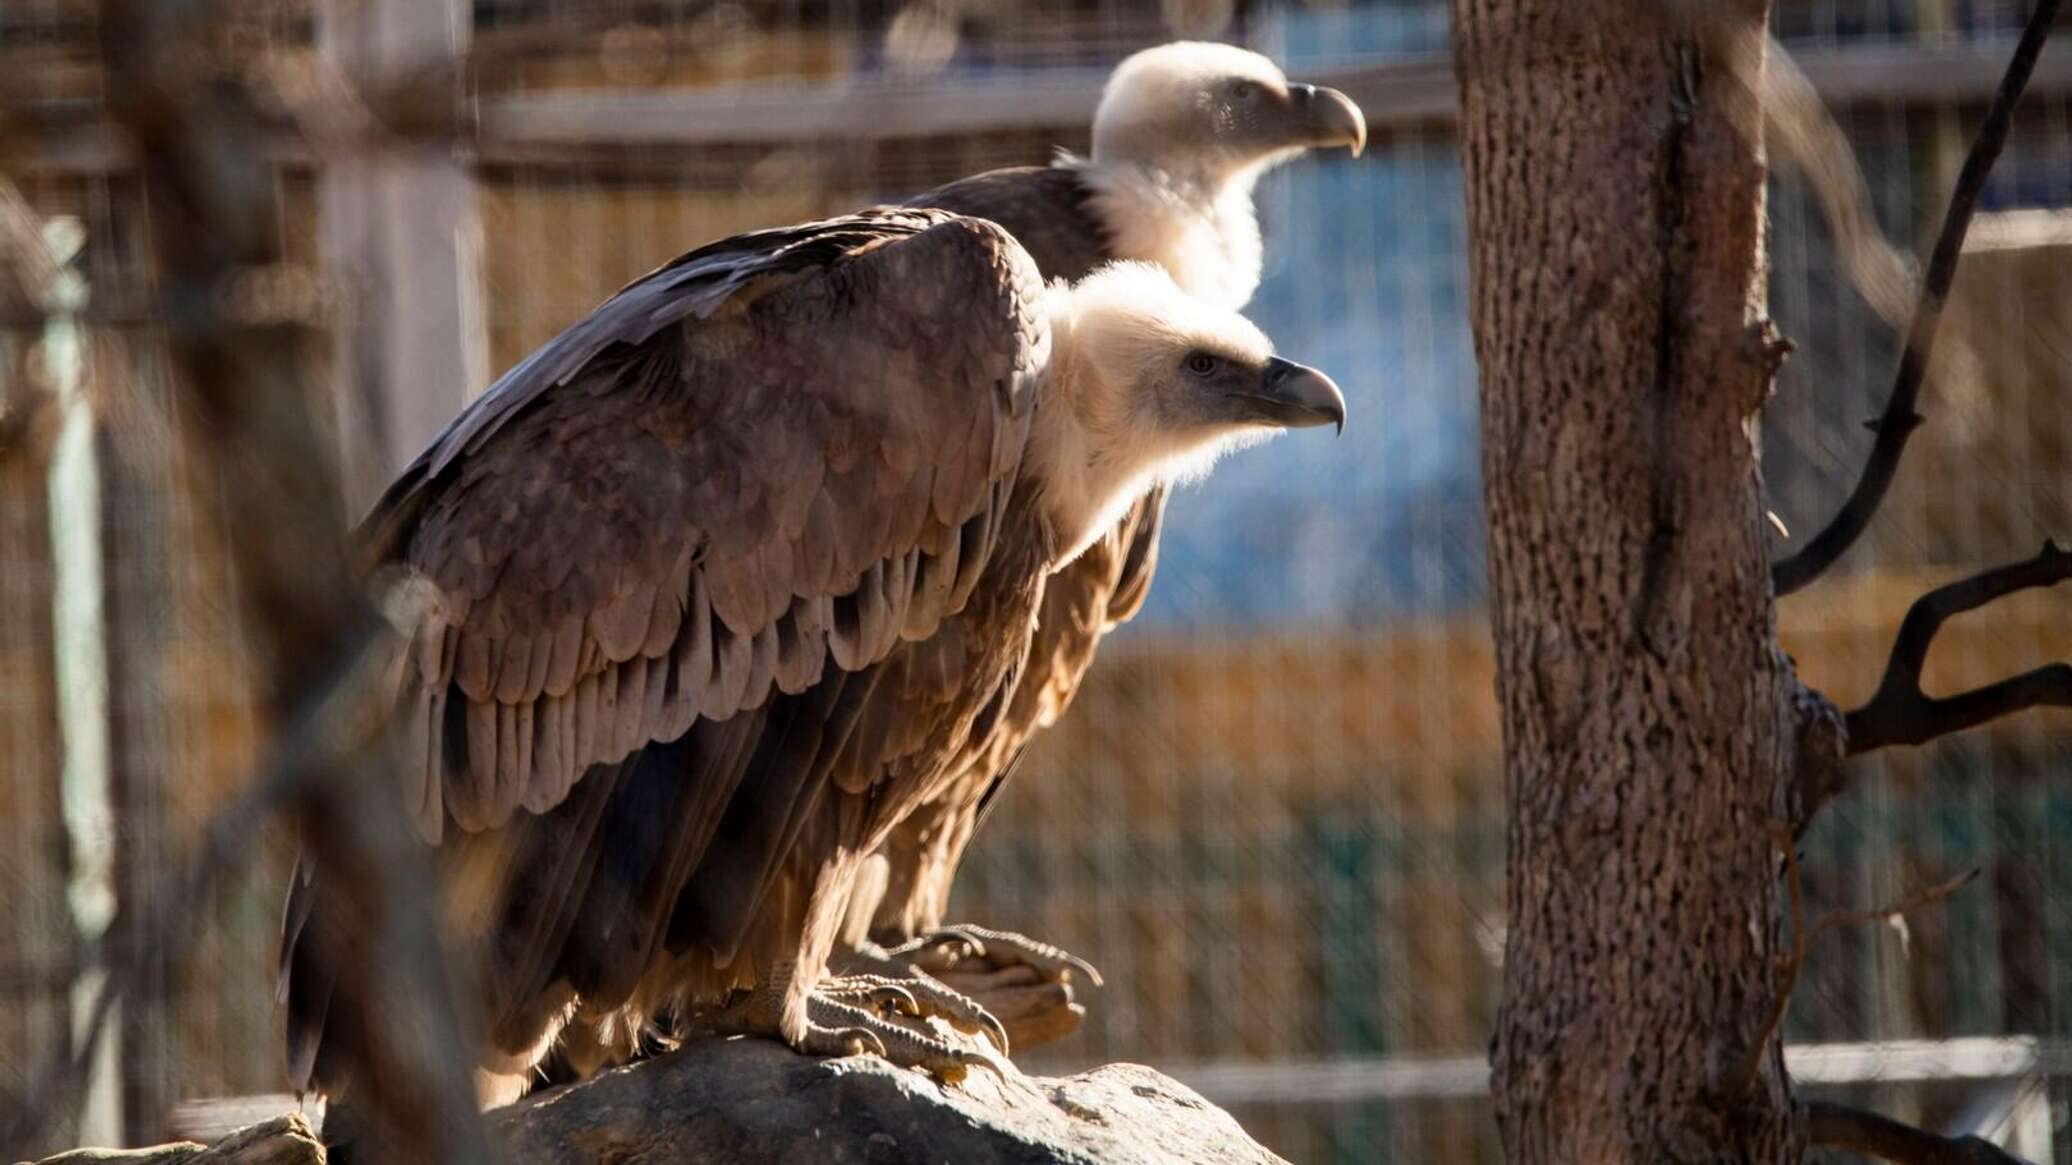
left=4, top=2, right=2072, bottom=1163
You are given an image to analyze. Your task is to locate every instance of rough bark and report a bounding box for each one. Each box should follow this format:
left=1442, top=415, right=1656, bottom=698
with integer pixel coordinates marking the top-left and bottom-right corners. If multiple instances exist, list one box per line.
left=1453, top=1, right=1801, bottom=1161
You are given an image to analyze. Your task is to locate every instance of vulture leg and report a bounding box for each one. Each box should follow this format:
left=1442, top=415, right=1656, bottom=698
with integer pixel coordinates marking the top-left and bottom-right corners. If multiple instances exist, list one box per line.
left=713, top=855, right=1006, bottom=1081
left=836, top=793, right=1102, bottom=1051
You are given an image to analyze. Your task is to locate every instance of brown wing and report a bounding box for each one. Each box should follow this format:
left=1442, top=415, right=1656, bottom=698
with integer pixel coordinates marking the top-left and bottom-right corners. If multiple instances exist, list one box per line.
left=906, top=164, right=1112, bottom=285
left=369, top=209, right=1046, bottom=843
left=862, top=485, right=1166, bottom=943
left=287, top=210, right=1048, bottom=1091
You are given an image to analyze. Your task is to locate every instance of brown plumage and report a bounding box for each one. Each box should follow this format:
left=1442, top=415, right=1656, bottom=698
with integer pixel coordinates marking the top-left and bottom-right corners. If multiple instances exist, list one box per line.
left=845, top=42, right=1366, bottom=1006
left=280, top=207, right=1346, bottom=1101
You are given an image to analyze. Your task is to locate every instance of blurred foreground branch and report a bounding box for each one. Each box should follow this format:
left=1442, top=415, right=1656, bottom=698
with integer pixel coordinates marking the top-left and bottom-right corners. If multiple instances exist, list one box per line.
left=0, top=0, right=503, bottom=1159
left=0, top=613, right=393, bottom=1154
left=0, top=179, right=70, bottom=463
left=1770, top=0, right=2060, bottom=595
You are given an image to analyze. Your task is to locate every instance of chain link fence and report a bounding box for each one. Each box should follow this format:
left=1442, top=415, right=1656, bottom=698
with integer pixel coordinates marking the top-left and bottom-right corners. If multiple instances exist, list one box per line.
left=3, top=1, right=2072, bottom=1162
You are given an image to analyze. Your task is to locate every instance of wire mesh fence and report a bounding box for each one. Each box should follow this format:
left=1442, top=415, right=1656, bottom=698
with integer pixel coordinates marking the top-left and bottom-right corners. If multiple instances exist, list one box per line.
left=4, top=1, right=2072, bottom=1162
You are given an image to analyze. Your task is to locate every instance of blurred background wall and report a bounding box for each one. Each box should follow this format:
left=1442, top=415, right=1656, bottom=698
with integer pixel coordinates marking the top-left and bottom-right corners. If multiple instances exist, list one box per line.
left=5, top=1, right=2072, bottom=1161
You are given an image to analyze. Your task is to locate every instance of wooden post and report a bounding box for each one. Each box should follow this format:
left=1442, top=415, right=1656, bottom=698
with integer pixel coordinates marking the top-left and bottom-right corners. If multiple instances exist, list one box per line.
left=318, top=0, right=486, bottom=517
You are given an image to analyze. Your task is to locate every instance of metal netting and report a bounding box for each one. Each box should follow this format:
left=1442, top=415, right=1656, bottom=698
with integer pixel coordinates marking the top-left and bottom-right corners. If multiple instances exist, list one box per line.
left=4, top=1, right=2072, bottom=1162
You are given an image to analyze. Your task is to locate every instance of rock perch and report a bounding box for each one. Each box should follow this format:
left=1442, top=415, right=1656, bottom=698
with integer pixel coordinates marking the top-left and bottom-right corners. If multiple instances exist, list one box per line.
left=25, top=1040, right=1286, bottom=1165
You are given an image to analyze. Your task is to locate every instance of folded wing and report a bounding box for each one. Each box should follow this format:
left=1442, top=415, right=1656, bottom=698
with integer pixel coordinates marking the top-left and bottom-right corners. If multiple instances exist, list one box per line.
left=362, top=208, right=1047, bottom=844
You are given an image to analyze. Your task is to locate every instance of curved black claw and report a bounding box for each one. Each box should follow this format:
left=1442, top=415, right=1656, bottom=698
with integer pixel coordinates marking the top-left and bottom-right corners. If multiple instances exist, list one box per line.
left=906, top=970, right=1011, bottom=1055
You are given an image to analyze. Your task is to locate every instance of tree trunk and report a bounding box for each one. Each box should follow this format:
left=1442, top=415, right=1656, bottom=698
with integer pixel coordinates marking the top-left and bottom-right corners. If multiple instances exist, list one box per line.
left=1452, top=2, right=1802, bottom=1161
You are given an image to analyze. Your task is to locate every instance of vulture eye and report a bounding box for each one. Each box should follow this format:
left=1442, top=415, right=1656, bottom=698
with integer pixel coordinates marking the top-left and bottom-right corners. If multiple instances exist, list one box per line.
left=1229, top=80, right=1258, bottom=102
left=1185, top=353, right=1221, bottom=377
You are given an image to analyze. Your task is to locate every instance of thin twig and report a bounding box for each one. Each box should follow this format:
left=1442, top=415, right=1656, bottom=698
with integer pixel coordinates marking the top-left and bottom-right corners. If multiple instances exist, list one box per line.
left=1771, top=0, right=2060, bottom=596
left=1810, top=867, right=1980, bottom=941
left=1807, top=1099, right=2031, bottom=1164
left=1723, top=824, right=1807, bottom=1102
left=1845, top=542, right=2072, bottom=755
left=1724, top=838, right=1979, bottom=1104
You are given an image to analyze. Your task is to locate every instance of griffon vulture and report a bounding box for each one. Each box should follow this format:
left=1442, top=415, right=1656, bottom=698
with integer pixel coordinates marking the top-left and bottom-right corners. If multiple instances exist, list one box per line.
left=280, top=208, right=1345, bottom=1102
left=844, top=42, right=1367, bottom=1018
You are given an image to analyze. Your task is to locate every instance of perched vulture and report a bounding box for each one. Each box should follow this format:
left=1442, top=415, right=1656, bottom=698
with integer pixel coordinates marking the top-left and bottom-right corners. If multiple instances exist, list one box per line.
left=280, top=208, right=1345, bottom=1103
left=843, top=42, right=1367, bottom=1012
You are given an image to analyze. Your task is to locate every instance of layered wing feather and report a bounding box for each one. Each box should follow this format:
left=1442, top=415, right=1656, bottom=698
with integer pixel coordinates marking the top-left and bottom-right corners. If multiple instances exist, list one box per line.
left=363, top=209, right=1047, bottom=843
left=861, top=486, right=1165, bottom=941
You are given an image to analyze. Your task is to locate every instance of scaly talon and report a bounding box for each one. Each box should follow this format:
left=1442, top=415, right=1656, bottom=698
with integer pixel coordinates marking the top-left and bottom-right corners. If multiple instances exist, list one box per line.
left=838, top=925, right=1100, bottom=1054
left=931, top=924, right=1104, bottom=987
left=808, top=969, right=1012, bottom=1056
left=805, top=994, right=1002, bottom=1080
left=820, top=975, right=924, bottom=1017
left=887, top=927, right=990, bottom=971
left=703, top=972, right=1016, bottom=1080
left=798, top=1023, right=886, bottom=1059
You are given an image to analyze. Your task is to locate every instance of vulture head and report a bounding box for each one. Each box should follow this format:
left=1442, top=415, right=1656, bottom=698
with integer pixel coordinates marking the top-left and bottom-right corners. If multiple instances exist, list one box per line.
left=1091, top=41, right=1368, bottom=184
left=1076, top=41, right=1367, bottom=309
left=1035, top=261, right=1345, bottom=559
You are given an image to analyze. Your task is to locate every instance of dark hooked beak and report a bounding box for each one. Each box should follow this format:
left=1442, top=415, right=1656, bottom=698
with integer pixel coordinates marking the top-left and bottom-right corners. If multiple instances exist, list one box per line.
left=1288, top=83, right=1367, bottom=157
left=1227, top=357, right=1347, bottom=434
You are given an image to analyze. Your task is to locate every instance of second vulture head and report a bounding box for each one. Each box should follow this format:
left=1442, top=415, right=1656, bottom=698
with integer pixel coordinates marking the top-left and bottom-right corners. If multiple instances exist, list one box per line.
left=1092, top=41, right=1368, bottom=181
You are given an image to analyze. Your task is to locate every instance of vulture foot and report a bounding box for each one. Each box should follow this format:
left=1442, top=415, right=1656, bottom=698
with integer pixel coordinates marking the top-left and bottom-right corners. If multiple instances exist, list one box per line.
left=868, top=924, right=1102, bottom=1051
left=820, top=971, right=1010, bottom=1054
left=900, top=925, right=1104, bottom=987
left=716, top=974, right=1008, bottom=1083
left=803, top=989, right=1006, bottom=1082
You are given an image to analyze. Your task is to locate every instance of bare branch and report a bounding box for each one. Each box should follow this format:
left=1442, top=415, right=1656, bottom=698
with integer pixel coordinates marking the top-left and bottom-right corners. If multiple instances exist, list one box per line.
left=1723, top=839, right=1978, bottom=1104
left=1810, top=867, right=1980, bottom=940
left=0, top=177, right=67, bottom=465
left=0, top=179, right=64, bottom=305
left=59, top=0, right=494, bottom=1159
left=1807, top=1100, right=2032, bottom=1164
left=1844, top=542, right=2072, bottom=756
left=1771, top=0, right=2060, bottom=596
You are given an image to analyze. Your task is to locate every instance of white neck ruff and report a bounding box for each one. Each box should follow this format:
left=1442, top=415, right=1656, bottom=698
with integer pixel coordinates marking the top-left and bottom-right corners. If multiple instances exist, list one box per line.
left=1062, top=152, right=1265, bottom=312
